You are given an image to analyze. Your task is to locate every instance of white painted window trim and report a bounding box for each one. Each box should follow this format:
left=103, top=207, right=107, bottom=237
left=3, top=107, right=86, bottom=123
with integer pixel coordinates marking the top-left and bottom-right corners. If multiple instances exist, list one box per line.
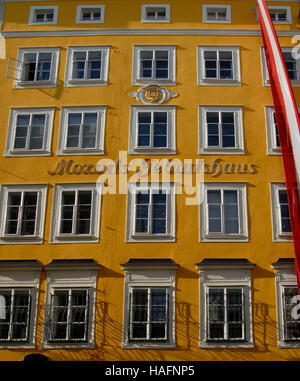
left=197, top=261, right=254, bottom=348
left=42, top=264, right=99, bottom=349
left=125, top=182, right=176, bottom=242
left=0, top=264, right=41, bottom=349
left=272, top=260, right=300, bottom=348
left=265, top=6, right=292, bottom=24
left=28, top=5, right=58, bottom=25
left=64, top=46, right=110, bottom=87
left=202, top=5, right=231, bottom=24
left=50, top=183, right=102, bottom=244
left=197, top=46, right=241, bottom=86
left=261, top=47, right=300, bottom=87
left=57, top=106, right=106, bottom=156
left=0, top=184, right=47, bottom=245
left=5, top=107, right=54, bottom=157
left=265, top=106, right=300, bottom=155
left=121, top=264, right=176, bottom=348
left=132, top=45, right=176, bottom=86
left=13, top=47, right=60, bottom=89
left=198, top=105, right=244, bottom=154
left=141, top=4, right=170, bottom=23
left=129, top=105, right=176, bottom=154
left=76, top=5, right=105, bottom=24
left=199, top=182, right=248, bottom=242
left=265, top=106, right=281, bottom=155
left=270, top=183, right=292, bottom=242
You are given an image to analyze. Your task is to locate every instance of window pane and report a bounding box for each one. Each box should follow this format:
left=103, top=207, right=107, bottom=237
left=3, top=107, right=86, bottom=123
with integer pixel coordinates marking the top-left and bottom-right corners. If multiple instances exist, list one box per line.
left=207, top=189, right=221, bottom=203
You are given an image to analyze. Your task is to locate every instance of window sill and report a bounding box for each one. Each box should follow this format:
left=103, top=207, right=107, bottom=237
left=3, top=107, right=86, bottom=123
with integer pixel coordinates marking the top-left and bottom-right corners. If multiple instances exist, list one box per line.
left=199, top=148, right=244, bottom=155
left=200, top=341, right=253, bottom=348
left=129, top=148, right=176, bottom=155
left=43, top=342, right=95, bottom=349
left=5, top=150, right=50, bottom=157
left=65, top=79, right=107, bottom=87
left=51, top=234, right=99, bottom=244
left=14, top=80, right=56, bottom=89
left=199, top=78, right=240, bottom=86
left=122, top=342, right=175, bottom=349
left=127, top=234, right=175, bottom=243
left=0, top=236, right=43, bottom=245
left=201, top=234, right=248, bottom=242
left=133, top=78, right=175, bottom=86
left=58, top=149, right=104, bottom=156
left=274, top=233, right=293, bottom=242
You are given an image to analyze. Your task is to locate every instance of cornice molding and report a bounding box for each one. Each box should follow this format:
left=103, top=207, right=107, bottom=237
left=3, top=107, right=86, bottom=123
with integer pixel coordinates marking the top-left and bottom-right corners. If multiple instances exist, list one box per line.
left=2, top=28, right=299, bottom=38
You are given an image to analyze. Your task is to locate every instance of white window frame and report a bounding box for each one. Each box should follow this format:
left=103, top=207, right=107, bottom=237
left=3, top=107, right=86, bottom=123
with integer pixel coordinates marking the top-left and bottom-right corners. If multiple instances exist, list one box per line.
left=199, top=182, right=248, bottom=242
left=202, top=5, right=231, bottom=23
left=0, top=261, right=41, bottom=349
left=270, top=183, right=292, bottom=242
left=0, top=184, right=47, bottom=245
left=141, top=4, right=170, bottom=23
left=265, top=106, right=300, bottom=155
left=267, top=6, right=292, bottom=24
left=50, top=183, right=102, bottom=244
left=265, top=106, right=281, bottom=155
left=197, top=259, right=254, bottom=348
left=57, top=106, right=106, bottom=156
left=76, top=5, right=105, bottom=24
left=261, top=47, right=300, bottom=87
left=126, top=182, right=176, bottom=242
left=5, top=108, right=54, bottom=157
left=13, top=47, right=60, bottom=89
left=272, top=259, right=300, bottom=348
left=29, top=6, right=58, bottom=25
left=129, top=106, right=176, bottom=154
left=132, top=45, right=176, bottom=86
left=65, top=46, right=110, bottom=87
left=43, top=260, right=99, bottom=349
left=198, top=106, right=244, bottom=154
left=121, top=260, right=177, bottom=348
left=197, top=46, right=241, bottom=86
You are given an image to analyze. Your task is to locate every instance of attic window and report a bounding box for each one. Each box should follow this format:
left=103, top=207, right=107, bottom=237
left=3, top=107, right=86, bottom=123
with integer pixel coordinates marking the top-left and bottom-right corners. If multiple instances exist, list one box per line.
left=29, top=6, right=58, bottom=25
left=141, top=5, right=170, bottom=23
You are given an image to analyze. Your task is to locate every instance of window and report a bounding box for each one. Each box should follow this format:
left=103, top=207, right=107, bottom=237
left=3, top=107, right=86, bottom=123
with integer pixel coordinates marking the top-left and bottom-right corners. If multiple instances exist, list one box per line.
left=0, top=185, right=47, bottom=244
left=132, top=46, right=176, bottom=85
left=270, top=183, right=292, bottom=242
left=197, top=46, right=240, bottom=85
left=199, top=183, right=248, bottom=242
left=129, top=106, right=176, bottom=154
left=121, top=259, right=177, bottom=348
left=268, top=6, right=291, bottom=24
left=76, top=5, right=105, bottom=23
left=141, top=4, right=170, bottom=22
left=50, top=183, right=102, bottom=243
left=57, top=107, right=106, bottom=155
left=272, top=258, right=300, bottom=348
left=265, top=106, right=300, bottom=155
left=14, top=48, right=59, bottom=88
left=126, top=183, right=175, bottom=242
left=206, top=287, right=246, bottom=341
left=5, top=108, right=54, bottom=157
left=29, top=6, right=58, bottom=25
left=198, top=106, right=244, bottom=154
left=197, top=259, right=254, bottom=348
left=202, top=5, right=231, bottom=23
left=0, top=289, right=32, bottom=342
left=65, top=46, right=110, bottom=87
left=43, top=259, right=99, bottom=348
left=261, top=47, right=300, bottom=86
left=46, top=289, right=89, bottom=342
left=0, top=260, right=41, bottom=348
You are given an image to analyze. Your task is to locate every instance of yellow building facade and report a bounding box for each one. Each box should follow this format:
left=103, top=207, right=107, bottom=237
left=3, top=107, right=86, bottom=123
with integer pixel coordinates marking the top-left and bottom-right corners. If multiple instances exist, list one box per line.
left=0, top=0, right=299, bottom=362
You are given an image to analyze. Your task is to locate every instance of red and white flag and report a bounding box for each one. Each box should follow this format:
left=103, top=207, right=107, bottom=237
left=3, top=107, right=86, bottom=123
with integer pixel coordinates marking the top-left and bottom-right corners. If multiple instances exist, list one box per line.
left=257, top=0, right=300, bottom=288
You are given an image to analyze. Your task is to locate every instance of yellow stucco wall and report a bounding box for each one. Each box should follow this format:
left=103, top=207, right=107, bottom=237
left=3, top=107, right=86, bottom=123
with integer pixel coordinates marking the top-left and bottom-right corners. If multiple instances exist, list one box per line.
left=0, top=0, right=299, bottom=361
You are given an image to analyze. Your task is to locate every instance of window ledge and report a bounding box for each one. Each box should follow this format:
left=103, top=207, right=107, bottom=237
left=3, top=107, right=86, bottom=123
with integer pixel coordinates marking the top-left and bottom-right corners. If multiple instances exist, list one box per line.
left=202, top=233, right=248, bottom=242
left=5, top=150, right=50, bottom=157
left=59, top=149, right=104, bottom=155
left=200, top=341, right=253, bottom=348
left=127, top=234, right=175, bottom=243
left=200, top=148, right=244, bottom=154
left=122, top=342, right=175, bottom=349
left=130, top=148, right=176, bottom=155
left=52, top=235, right=99, bottom=244
left=0, top=236, right=43, bottom=244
